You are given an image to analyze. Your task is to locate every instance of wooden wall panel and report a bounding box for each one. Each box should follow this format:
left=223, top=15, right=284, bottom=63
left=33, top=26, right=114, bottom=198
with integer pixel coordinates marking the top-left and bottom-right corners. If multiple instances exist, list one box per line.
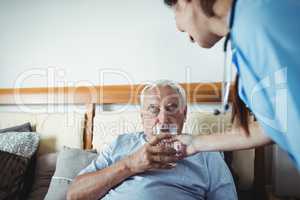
left=0, top=82, right=230, bottom=105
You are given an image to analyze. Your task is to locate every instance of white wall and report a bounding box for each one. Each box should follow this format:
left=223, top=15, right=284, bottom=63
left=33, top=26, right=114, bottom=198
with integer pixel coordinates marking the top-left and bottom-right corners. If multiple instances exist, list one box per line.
left=0, top=0, right=225, bottom=88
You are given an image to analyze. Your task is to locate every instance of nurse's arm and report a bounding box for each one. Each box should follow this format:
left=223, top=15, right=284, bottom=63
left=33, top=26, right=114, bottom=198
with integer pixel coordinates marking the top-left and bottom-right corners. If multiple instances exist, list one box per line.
left=177, top=123, right=273, bottom=155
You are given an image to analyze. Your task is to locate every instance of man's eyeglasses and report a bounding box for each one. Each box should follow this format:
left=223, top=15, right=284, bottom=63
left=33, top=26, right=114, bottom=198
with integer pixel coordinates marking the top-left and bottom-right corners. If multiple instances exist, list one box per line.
left=144, top=103, right=180, bottom=118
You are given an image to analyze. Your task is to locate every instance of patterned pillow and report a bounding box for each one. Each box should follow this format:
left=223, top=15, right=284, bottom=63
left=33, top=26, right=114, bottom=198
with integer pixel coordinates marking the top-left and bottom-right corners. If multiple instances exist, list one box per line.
left=0, top=132, right=39, bottom=158
left=0, top=132, right=39, bottom=200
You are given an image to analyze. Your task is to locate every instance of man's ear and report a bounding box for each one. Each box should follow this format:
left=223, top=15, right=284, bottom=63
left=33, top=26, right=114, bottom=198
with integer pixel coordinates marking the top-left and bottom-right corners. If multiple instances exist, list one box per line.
left=140, top=112, right=144, bottom=124
left=183, top=105, right=187, bottom=121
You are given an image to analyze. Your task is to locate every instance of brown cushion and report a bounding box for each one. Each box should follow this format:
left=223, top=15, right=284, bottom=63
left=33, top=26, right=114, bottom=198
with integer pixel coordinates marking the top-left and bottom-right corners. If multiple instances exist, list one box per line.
left=0, top=151, right=29, bottom=200
left=27, top=153, right=57, bottom=200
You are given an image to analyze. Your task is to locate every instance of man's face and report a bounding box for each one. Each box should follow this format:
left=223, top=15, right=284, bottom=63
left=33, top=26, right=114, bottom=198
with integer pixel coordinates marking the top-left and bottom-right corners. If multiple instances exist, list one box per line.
left=172, top=0, right=222, bottom=48
left=141, top=86, right=187, bottom=136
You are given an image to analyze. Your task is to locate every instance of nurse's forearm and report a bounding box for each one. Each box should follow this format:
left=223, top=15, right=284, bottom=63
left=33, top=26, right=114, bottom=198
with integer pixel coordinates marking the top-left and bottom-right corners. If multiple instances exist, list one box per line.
left=192, top=124, right=273, bottom=152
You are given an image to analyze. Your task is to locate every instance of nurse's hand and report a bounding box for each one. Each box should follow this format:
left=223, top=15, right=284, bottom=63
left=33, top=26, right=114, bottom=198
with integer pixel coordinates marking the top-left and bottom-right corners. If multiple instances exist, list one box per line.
left=175, top=134, right=197, bottom=157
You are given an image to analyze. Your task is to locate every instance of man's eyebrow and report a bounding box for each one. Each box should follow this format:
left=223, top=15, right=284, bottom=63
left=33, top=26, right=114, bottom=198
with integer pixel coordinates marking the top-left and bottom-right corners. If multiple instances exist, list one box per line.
left=166, top=102, right=178, bottom=106
left=147, top=103, right=158, bottom=108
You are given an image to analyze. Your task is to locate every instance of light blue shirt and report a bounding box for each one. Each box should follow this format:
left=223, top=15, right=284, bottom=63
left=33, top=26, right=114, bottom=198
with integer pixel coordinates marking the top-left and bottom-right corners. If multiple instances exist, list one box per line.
left=231, top=0, right=300, bottom=169
left=79, top=132, right=237, bottom=200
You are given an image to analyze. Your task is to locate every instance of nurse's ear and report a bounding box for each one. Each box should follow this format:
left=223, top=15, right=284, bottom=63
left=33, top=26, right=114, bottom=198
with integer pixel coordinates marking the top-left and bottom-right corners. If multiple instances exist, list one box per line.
left=208, top=17, right=229, bottom=37
left=176, top=0, right=192, bottom=11
left=207, top=0, right=231, bottom=37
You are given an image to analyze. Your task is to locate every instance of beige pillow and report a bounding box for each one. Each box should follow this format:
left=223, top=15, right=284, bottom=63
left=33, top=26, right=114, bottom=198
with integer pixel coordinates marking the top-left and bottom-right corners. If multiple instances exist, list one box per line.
left=0, top=112, right=36, bottom=130
left=93, top=111, right=143, bottom=152
left=183, top=111, right=232, bottom=135
left=0, top=112, right=85, bottom=155
left=36, top=112, right=85, bottom=155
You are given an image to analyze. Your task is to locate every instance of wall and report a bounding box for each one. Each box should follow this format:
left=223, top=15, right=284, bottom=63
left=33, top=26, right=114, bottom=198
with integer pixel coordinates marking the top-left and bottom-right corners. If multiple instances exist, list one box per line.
left=0, top=0, right=227, bottom=89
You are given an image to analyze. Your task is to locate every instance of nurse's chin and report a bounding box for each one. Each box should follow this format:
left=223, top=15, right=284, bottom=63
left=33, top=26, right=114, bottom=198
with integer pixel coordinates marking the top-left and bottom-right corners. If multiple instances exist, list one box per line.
left=196, top=36, right=222, bottom=49
left=197, top=42, right=215, bottom=48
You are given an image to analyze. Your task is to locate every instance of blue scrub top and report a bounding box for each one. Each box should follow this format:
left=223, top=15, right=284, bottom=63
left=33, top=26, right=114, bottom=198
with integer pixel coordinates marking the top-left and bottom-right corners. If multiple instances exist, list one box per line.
left=231, top=0, right=300, bottom=169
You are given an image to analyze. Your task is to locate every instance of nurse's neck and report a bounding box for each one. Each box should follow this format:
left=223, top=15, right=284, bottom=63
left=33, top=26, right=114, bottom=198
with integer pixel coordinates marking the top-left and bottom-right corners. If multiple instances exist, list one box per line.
left=208, top=0, right=233, bottom=37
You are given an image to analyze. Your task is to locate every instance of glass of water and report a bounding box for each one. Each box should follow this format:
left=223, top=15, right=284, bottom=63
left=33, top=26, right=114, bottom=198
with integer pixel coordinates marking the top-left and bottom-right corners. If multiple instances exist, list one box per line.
left=153, top=124, right=181, bottom=152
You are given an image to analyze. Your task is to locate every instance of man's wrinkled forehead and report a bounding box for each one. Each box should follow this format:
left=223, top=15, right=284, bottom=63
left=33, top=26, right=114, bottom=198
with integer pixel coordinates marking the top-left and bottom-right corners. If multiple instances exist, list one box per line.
left=143, top=86, right=181, bottom=105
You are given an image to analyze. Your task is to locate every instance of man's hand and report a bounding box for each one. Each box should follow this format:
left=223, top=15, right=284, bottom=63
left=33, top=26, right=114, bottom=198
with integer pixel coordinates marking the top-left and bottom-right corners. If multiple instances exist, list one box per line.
left=125, top=133, right=180, bottom=174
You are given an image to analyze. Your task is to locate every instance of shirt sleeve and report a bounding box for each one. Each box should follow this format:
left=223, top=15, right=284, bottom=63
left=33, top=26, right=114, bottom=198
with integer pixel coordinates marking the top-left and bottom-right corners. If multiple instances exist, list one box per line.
left=78, top=142, right=117, bottom=175
left=206, top=152, right=238, bottom=200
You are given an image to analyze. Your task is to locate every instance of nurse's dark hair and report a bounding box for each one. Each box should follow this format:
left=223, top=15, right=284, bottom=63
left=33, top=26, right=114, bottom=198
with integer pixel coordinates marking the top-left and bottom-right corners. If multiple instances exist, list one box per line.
left=232, top=75, right=250, bottom=135
left=164, top=0, right=217, bottom=17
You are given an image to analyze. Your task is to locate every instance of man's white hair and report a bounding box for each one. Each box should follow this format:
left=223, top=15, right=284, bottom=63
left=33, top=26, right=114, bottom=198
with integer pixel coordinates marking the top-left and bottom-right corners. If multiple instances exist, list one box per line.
left=140, top=80, right=187, bottom=108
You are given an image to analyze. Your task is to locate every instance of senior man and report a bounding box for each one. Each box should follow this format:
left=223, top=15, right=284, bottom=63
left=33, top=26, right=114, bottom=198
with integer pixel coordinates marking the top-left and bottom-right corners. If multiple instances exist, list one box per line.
left=67, top=80, right=237, bottom=200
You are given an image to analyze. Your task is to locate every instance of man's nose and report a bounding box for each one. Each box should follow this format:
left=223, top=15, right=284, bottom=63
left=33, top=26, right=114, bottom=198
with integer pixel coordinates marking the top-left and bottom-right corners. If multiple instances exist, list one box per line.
left=157, top=109, right=169, bottom=124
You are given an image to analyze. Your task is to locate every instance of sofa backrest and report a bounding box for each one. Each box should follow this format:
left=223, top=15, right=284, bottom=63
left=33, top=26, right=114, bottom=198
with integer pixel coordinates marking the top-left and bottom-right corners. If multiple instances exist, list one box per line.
left=0, top=112, right=85, bottom=155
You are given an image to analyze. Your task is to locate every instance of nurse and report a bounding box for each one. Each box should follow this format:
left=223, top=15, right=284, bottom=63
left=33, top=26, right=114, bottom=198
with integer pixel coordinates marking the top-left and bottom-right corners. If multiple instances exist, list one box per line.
left=163, top=0, right=300, bottom=169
